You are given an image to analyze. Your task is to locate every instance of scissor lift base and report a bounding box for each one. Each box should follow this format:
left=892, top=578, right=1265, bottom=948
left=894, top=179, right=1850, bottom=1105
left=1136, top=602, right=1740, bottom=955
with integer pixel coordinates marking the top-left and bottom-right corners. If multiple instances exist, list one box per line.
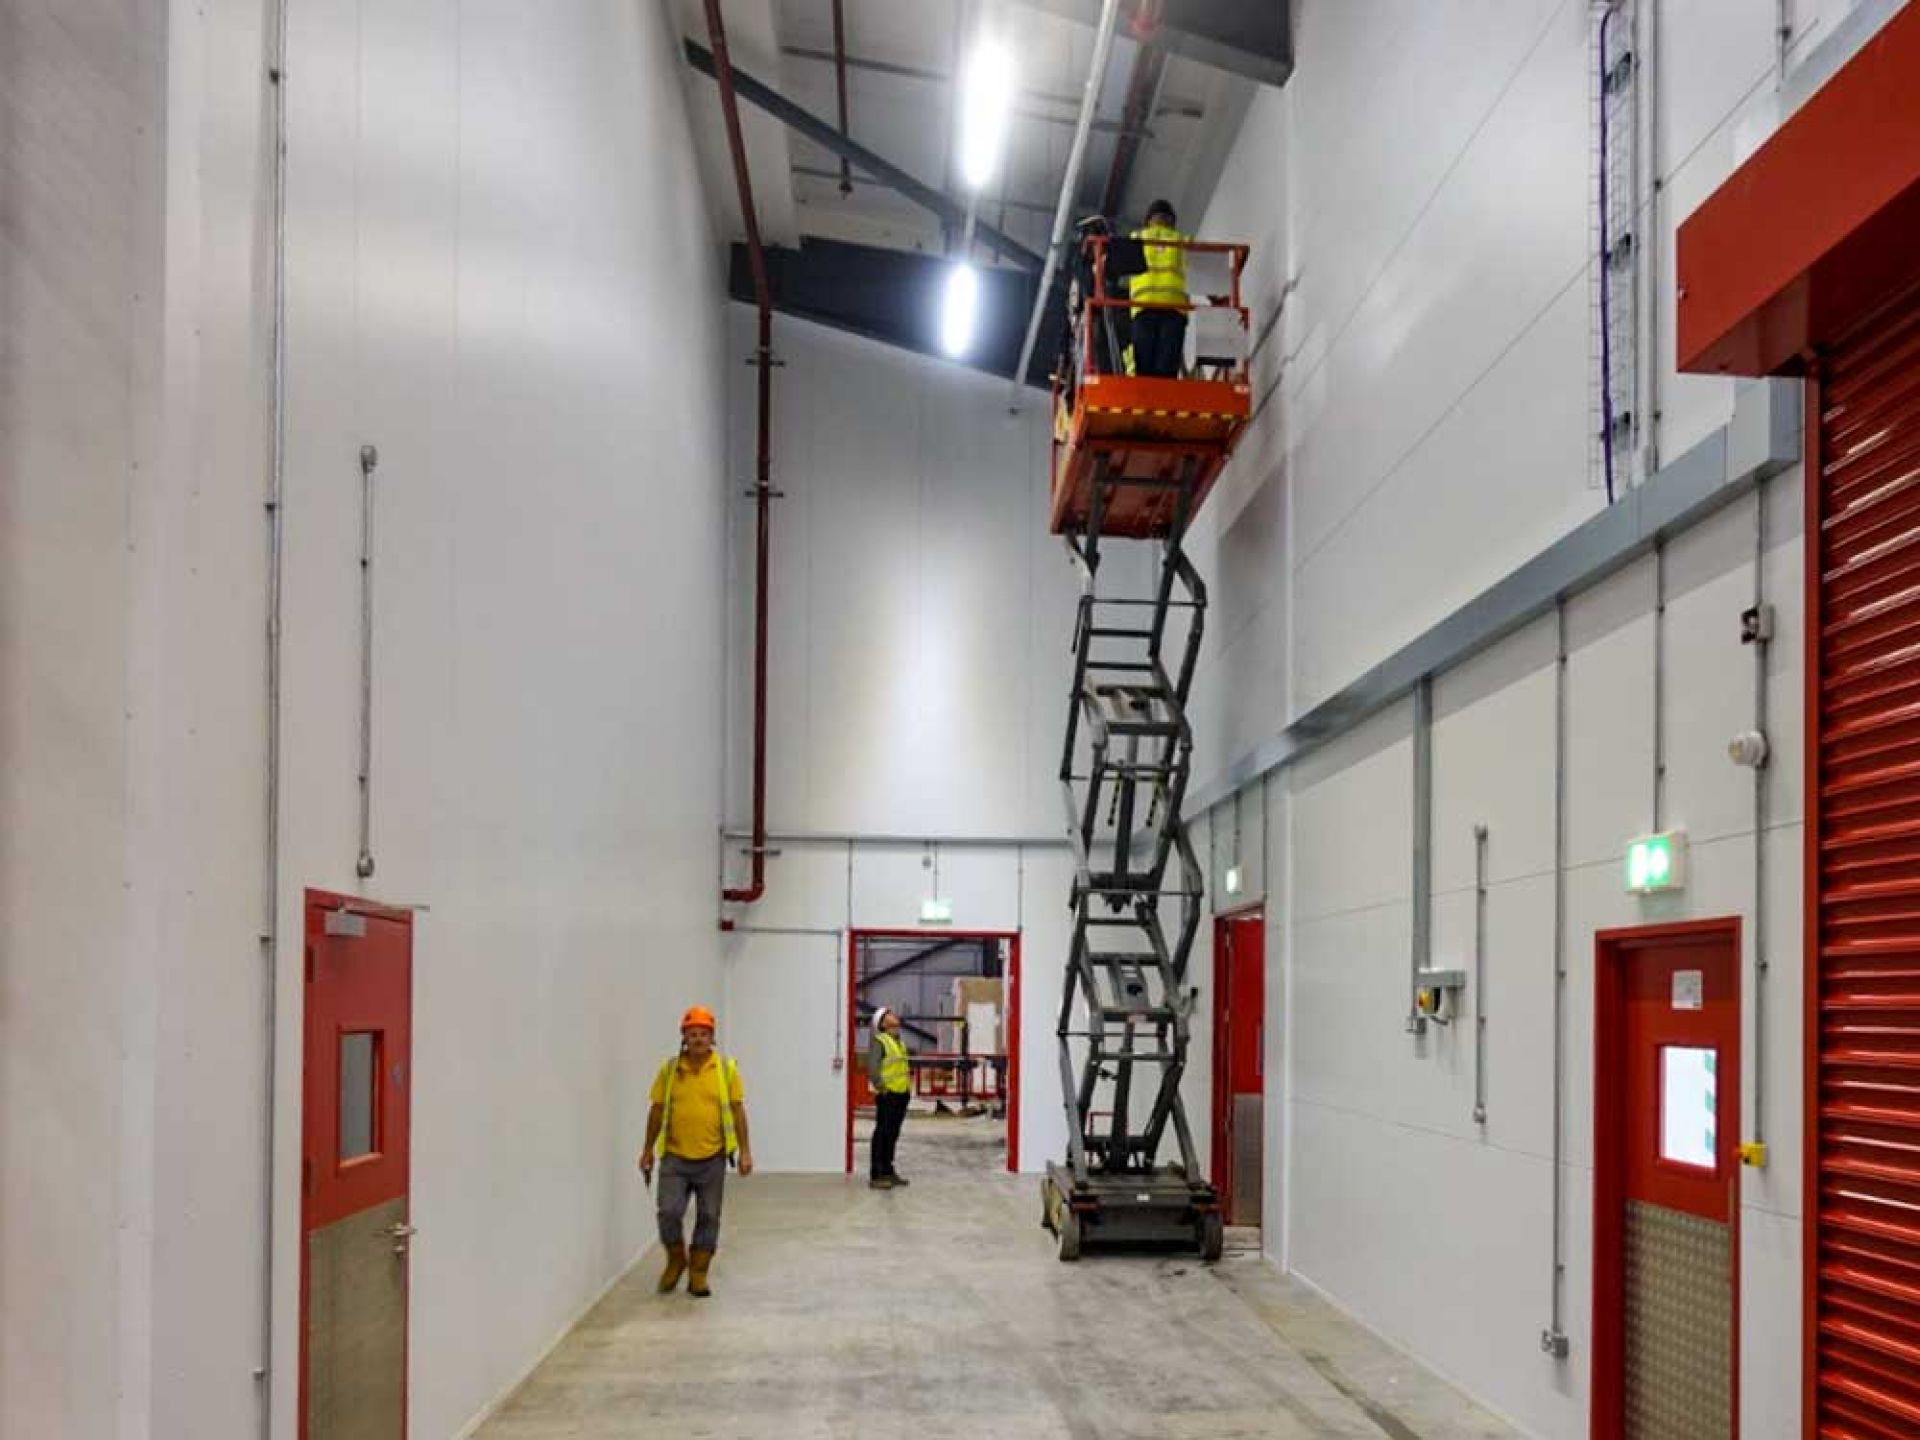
left=1042, top=1163, right=1223, bottom=1263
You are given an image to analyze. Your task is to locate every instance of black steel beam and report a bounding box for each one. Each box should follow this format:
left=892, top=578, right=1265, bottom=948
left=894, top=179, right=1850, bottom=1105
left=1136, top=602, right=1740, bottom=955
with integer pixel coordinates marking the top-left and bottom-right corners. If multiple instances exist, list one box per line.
left=729, top=236, right=1065, bottom=391
left=779, top=45, right=1200, bottom=124
left=790, top=164, right=1059, bottom=216
left=856, top=937, right=975, bottom=989
left=1014, top=0, right=1293, bottom=88
left=685, top=39, right=1046, bottom=273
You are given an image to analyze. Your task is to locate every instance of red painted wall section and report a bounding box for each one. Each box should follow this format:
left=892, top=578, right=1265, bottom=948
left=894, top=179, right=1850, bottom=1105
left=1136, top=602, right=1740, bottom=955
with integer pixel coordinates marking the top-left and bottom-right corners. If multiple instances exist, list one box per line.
left=1676, top=2, right=1920, bottom=377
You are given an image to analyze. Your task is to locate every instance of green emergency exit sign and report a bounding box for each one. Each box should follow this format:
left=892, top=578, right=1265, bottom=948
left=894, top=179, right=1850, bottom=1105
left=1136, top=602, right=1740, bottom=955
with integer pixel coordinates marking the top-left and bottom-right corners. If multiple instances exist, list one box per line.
left=1625, top=830, right=1687, bottom=894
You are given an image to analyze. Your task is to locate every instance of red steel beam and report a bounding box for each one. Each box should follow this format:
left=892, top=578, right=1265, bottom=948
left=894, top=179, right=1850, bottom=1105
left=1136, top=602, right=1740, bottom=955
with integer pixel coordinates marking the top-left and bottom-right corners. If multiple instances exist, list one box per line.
left=831, top=0, right=853, bottom=195
left=706, top=0, right=775, bottom=907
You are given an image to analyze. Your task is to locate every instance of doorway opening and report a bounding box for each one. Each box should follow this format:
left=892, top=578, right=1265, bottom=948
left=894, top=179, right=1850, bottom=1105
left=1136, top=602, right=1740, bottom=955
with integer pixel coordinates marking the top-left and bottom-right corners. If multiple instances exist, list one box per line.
left=300, top=890, right=416, bottom=1440
left=1592, top=918, right=1742, bottom=1440
left=1212, top=907, right=1266, bottom=1236
left=846, top=930, right=1022, bottom=1178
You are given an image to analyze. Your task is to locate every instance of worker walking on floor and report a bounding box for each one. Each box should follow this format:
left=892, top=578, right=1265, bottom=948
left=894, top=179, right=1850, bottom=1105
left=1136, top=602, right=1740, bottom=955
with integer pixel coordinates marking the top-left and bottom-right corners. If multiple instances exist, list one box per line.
left=639, top=1006, right=753, bottom=1297
left=868, top=1006, right=913, bottom=1190
left=1127, top=199, right=1189, bottom=378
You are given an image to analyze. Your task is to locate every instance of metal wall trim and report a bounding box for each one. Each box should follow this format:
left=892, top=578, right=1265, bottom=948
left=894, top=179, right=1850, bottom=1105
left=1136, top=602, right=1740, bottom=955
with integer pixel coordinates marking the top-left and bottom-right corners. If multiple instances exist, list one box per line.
left=1185, top=378, right=1802, bottom=816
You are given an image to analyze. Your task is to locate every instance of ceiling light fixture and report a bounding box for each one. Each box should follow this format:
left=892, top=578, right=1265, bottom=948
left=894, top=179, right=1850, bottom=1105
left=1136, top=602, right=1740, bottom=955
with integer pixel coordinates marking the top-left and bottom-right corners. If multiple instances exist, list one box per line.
left=941, top=262, right=980, bottom=357
left=957, top=33, right=1015, bottom=191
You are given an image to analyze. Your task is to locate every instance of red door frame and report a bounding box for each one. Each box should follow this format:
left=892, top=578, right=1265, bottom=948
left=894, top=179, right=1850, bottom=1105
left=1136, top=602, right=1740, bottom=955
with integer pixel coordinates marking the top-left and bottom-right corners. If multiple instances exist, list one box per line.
left=844, top=928, right=1022, bottom=1174
left=299, top=889, right=416, bottom=1440
left=1591, top=916, right=1743, bottom=1439
left=1211, top=904, right=1265, bottom=1219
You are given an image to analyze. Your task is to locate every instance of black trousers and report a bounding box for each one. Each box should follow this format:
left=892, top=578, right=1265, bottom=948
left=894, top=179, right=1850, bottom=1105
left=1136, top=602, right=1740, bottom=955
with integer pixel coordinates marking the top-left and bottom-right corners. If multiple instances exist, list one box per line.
left=1131, top=310, right=1187, bottom=378
left=871, top=1090, right=910, bottom=1178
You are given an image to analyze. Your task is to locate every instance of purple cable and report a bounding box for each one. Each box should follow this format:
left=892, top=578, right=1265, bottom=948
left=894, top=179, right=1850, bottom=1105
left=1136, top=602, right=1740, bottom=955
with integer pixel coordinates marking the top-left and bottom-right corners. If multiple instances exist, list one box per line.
left=1598, top=3, right=1619, bottom=506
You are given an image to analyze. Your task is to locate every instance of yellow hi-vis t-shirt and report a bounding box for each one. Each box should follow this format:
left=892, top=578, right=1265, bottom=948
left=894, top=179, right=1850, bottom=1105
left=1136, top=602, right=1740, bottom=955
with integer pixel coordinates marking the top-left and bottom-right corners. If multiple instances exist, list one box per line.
left=650, top=1052, right=745, bottom=1161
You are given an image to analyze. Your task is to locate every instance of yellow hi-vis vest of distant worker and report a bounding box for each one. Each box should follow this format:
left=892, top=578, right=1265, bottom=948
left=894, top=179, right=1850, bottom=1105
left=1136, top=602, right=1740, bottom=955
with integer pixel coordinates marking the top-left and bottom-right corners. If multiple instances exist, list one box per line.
left=653, top=1052, right=742, bottom=1159
left=875, top=1031, right=912, bottom=1094
left=1128, top=222, right=1189, bottom=316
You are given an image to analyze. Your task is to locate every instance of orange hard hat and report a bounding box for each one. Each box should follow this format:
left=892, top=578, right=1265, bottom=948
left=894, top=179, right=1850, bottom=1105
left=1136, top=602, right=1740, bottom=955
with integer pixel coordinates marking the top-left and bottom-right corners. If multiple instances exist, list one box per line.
left=680, top=1005, right=717, bottom=1031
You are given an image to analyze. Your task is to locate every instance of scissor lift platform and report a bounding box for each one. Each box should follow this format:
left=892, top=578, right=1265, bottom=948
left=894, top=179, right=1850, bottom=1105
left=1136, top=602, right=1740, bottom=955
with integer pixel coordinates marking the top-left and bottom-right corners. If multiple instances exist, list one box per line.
left=1048, top=374, right=1251, bottom=538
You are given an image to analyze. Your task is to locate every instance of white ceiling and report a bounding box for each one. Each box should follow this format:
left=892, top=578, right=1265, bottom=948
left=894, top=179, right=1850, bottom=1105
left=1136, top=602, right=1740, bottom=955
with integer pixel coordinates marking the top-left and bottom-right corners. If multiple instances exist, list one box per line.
left=677, top=0, right=1256, bottom=267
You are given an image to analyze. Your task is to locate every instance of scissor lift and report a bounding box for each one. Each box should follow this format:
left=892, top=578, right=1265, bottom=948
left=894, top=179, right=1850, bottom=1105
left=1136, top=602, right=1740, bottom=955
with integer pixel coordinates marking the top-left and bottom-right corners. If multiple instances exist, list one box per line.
left=1041, top=234, right=1252, bottom=1261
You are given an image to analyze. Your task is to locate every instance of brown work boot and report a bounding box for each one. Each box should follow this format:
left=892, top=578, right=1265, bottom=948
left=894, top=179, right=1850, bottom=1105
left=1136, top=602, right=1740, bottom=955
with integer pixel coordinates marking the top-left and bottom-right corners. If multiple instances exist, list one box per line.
left=869, top=1176, right=895, bottom=1190
left=657, top=1242, right=688, bottom=1293
left=688, top=1248, right=715, bottom=1298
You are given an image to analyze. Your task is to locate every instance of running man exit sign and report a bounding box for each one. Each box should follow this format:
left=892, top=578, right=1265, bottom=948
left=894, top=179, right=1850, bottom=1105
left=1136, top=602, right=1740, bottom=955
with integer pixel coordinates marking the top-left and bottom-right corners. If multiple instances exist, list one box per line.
left=1625, top=830, right=1688, bottom=894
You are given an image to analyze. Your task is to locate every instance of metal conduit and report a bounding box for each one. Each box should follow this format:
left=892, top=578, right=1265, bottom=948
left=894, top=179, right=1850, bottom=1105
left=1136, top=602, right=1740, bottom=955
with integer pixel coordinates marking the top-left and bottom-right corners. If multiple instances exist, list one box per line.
left=1008, top=0, right=1123, bottom=409
left=256, top=0, right=291, bottom=1421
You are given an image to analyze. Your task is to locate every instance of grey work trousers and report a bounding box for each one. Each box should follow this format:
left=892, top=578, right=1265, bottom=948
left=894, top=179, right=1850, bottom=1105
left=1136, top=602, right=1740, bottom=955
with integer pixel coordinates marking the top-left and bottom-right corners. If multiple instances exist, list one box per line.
left=656, top=1152, right=727, bottom=1252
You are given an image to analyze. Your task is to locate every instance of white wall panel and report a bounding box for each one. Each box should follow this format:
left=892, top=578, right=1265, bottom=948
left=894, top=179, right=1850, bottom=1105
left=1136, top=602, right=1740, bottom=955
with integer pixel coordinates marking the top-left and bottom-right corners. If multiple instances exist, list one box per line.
left=1176, top=0, right=1830, bottom=1420
left=1286, top=1, right=1590, bottom=575
left=1741, top=1206, right=1803, bottom=1439
left=1290, top=703, right=1412, bottom=922
left=1565, top=556, right=1658, bottom=870
left=722, top=933, right=846, bottom=1173
left=1293, top=271, right=1597, bottom=709
left=1289, top=1104, right=1570, bottom=1435
left=735, top=843, right=850, bottom=932
left=1, top=6, right=166, bottom=1434
left=849, top=846, right=944, bottom=931
left=1432, top=617, right=1559, bottom=894
left=725, top=312, right=1063, bottom=844
left=1662, top=496, right=1768, bottom=844
left=274, top=3, right=732, bottom=1436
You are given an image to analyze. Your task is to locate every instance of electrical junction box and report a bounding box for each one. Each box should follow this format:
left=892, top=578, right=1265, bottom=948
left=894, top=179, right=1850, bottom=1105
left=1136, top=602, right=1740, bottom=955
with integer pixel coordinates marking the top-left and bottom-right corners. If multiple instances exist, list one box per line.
left=1414, top=969, right=1466, bottom=1024
left=1625, top=829, right=1688, bottom=894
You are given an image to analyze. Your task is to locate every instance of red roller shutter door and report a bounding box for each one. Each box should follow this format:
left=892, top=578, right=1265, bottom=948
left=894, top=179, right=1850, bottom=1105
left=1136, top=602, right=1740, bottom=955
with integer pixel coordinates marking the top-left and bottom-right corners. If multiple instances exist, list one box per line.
left=1809, top=281, right=1920, bottom=1438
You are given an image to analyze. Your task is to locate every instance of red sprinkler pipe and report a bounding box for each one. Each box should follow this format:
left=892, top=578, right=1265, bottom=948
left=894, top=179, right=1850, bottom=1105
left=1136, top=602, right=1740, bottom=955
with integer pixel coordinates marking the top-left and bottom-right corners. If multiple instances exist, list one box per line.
left=706, top=0, right=775, bottom=906
left=831, top=0, right=853, bottom=196
left=1099, top=1, right=1165, bottom=219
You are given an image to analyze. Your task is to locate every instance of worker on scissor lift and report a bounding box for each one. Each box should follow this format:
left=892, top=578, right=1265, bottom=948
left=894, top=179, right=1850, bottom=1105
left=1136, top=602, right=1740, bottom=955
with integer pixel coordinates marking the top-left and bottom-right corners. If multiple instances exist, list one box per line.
left=1125, top=199, right=1189, bottom=378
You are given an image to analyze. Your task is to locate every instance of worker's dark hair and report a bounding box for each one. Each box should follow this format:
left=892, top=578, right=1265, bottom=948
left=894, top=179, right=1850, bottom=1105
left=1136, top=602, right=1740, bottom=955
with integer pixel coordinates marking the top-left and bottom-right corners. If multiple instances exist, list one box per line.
left=1146, top=198, right=1177, bottom=225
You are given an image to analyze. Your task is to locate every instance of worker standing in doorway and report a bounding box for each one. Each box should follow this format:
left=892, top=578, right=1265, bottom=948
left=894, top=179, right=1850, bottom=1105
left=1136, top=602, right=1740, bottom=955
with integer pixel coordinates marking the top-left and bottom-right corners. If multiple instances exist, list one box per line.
left=868, top=1007, right=913, bottom=1190
left=638, top=1006, right=753, bottom=1298
left=1127, top=199, right=1189, bottom=378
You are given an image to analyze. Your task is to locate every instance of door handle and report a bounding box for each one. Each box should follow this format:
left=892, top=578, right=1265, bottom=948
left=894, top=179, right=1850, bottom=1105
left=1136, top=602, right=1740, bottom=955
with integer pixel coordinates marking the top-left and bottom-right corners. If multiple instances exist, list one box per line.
left=383, top=1221, right=416, bottom=1255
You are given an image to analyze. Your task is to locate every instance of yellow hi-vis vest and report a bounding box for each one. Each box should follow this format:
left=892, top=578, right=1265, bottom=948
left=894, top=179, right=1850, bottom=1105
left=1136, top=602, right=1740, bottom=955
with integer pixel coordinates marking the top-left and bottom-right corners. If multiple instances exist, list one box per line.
left=653, top=1052, right=741, bottom=1159
left=1128, top=223, right=1189, bottom=315
left=876, top=1031, right=912, bottom=1094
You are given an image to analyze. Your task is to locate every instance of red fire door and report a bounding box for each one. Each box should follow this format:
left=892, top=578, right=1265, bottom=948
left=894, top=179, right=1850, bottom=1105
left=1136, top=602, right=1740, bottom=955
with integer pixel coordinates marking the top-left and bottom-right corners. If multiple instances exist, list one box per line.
left=301, top=892, right=415, bottom=1440
left=1593, top=920, right=1742, bottom=1439
left=1212, top=910, right=1266, bottom=1227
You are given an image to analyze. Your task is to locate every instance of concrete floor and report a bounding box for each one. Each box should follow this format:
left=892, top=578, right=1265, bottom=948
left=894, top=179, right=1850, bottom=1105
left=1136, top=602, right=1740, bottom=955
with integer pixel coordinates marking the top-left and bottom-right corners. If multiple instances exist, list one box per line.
left=475, top=1119, right=1523, bottom=1439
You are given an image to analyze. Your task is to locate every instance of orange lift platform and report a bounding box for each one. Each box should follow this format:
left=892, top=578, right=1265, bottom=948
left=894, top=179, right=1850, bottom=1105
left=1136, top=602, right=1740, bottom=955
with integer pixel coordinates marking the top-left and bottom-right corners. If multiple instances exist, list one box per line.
left=1048, top=234, right=1255, bottom=538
